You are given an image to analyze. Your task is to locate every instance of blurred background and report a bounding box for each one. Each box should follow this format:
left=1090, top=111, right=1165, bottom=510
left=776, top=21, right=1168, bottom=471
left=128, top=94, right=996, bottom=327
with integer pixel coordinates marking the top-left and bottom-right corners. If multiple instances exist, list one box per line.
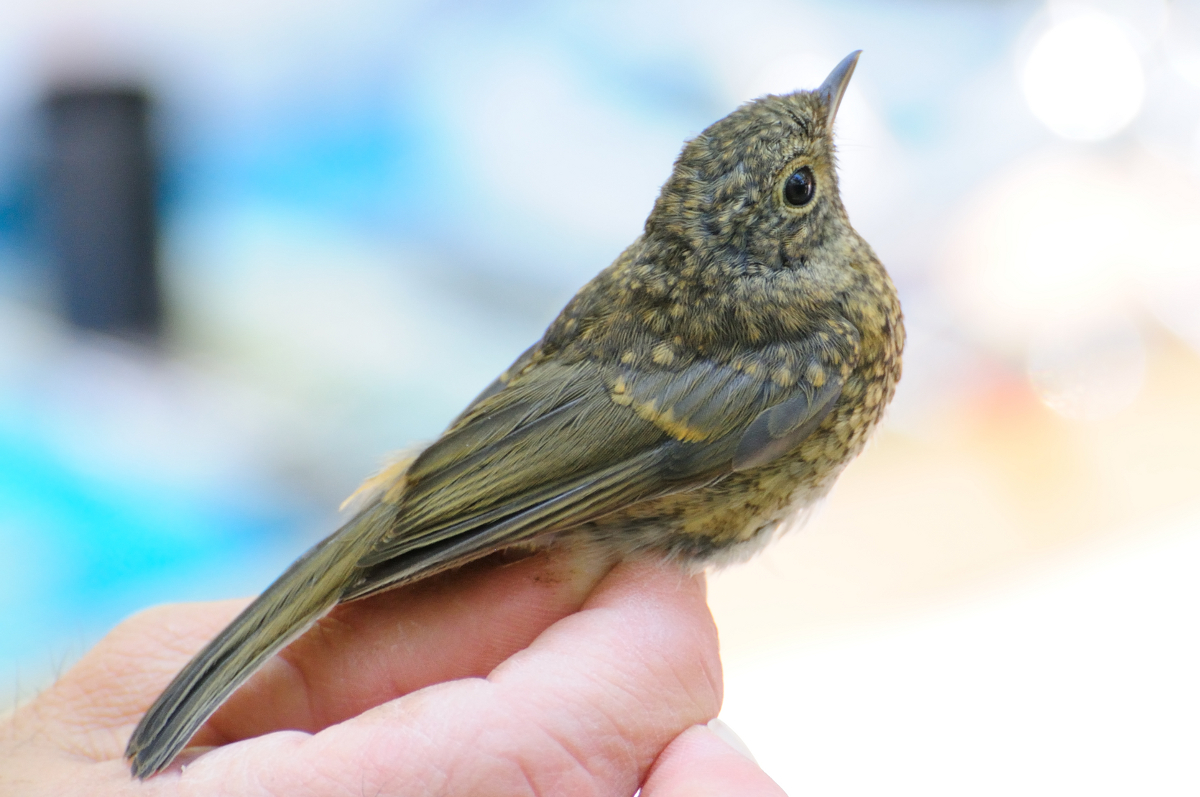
left=1, top=0, right=1198, bottom=793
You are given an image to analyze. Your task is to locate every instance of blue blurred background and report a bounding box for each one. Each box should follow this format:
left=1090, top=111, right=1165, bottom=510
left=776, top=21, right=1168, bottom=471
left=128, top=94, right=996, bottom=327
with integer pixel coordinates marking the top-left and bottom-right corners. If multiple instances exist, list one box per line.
left=3, top=0, right=1200, bottom=792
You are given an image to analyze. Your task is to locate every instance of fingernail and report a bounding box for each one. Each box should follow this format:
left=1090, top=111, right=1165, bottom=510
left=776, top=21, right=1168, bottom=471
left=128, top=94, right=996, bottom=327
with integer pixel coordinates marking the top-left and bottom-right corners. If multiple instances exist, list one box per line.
left=707, top=717, right=758, bottom=764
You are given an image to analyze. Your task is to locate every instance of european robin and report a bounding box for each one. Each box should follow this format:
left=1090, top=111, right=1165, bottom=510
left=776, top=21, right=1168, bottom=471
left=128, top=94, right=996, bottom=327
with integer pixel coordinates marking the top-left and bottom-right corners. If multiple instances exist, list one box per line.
left=127, top=50, right=904, bottom=778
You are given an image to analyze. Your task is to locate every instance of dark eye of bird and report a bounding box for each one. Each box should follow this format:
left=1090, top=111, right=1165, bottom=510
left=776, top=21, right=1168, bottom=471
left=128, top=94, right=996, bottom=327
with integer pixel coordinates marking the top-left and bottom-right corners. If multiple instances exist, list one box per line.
left=783, top=167, right=816, bottom=207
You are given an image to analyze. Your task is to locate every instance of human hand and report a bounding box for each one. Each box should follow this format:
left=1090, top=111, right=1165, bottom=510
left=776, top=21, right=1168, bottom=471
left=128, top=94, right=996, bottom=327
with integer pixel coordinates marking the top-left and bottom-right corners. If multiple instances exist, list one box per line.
left=0, top=550, right=784, bottom=795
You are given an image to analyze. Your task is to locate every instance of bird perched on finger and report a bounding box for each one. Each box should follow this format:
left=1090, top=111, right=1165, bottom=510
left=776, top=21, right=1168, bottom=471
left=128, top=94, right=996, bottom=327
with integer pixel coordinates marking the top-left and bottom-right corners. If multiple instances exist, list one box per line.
left=127, top=50, right=903, bottom=778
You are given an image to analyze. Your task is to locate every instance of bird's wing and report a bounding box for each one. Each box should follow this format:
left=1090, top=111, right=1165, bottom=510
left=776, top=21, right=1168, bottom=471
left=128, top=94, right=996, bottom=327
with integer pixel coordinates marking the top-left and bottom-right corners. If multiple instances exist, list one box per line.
left=345, top=327, right=859, bottom=598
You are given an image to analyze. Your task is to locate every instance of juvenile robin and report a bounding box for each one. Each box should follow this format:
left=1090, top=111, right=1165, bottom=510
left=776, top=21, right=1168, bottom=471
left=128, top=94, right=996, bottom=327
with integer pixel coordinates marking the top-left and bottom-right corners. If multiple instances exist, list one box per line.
left=127, top=50, right=904, bottom=778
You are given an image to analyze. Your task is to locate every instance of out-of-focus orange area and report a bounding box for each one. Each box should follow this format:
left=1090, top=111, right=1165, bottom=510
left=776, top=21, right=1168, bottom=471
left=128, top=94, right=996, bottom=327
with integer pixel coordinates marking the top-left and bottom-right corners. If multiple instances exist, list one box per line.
left=712, top=331, right=1200, bottom=659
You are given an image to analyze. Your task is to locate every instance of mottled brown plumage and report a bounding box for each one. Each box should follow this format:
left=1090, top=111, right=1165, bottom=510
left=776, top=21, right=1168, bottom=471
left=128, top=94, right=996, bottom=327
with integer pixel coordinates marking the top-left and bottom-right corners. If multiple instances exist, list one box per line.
left=127, top=51, right=903, bottom=778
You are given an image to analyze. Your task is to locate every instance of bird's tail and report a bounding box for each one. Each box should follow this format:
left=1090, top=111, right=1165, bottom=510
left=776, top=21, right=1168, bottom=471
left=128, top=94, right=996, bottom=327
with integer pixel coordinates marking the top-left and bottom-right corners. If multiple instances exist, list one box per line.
left=125, top=501, right=394, bottom=779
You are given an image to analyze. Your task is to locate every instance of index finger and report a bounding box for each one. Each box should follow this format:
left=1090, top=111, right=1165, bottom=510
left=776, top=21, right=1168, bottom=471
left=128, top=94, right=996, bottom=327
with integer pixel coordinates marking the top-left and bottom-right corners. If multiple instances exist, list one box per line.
left=197, top=546, right=615, bottom=747
left=171, top=559, right=723, bottom=796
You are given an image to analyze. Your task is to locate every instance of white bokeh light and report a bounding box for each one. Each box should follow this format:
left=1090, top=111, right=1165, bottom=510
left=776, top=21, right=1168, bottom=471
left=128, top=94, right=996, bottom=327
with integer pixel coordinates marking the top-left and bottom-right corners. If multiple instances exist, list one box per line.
left=943, top=154, right=1130, bottom=344
left=943, top=146, right=1200, bottom=418
left=1021, top=10, right=1144, bottom=141
left=943, top=151, right=1200, bottom=346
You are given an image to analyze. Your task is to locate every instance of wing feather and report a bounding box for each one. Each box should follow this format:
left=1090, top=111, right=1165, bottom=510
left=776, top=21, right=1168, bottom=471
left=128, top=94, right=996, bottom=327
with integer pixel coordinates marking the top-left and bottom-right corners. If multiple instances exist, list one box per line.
left=351, top=323, right=859, bottom=582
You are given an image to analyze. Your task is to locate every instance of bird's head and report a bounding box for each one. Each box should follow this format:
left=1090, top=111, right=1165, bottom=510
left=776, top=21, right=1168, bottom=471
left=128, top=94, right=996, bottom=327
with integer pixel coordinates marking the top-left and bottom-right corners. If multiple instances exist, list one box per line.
left=645, top=51, right=862, bottom=279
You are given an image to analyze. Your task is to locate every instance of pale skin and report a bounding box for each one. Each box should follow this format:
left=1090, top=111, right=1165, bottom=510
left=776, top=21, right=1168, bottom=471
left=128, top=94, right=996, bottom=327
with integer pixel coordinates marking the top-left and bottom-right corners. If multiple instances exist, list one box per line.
left=0, top=551, right=785, bottom=796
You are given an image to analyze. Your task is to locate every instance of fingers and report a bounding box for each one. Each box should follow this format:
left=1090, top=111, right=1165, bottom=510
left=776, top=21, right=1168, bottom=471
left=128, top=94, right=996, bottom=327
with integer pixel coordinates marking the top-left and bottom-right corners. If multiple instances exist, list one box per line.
left=14, top=600, right=248, bottom=761
left=198, top=545, right=614, bottom=746
left=21, top=543, right=611, bottom=764
left=170, top=558, right=722, bottom=796
left=642, top=722, right=787, bottom=797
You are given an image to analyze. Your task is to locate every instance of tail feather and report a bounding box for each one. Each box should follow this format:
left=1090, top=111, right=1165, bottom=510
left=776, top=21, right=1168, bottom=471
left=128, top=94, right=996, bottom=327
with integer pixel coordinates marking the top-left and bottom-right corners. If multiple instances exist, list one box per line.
left=125, top=503, right=391, bottom=778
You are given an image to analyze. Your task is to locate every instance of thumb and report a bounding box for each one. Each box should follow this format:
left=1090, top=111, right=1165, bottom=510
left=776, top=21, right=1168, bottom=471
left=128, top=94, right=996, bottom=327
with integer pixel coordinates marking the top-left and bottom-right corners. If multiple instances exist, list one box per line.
left=641, top=719, right=787, bottom=796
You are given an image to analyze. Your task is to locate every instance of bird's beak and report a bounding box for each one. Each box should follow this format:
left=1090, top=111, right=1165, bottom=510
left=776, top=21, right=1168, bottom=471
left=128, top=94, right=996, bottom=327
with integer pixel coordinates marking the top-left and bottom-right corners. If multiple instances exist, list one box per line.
left=817, top=51, right=861, bottom=133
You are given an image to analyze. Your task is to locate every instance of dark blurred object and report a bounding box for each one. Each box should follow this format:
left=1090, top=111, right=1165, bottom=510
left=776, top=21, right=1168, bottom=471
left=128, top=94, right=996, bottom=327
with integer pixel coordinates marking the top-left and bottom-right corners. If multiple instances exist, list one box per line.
left=42, top=86, right=161, bottom=338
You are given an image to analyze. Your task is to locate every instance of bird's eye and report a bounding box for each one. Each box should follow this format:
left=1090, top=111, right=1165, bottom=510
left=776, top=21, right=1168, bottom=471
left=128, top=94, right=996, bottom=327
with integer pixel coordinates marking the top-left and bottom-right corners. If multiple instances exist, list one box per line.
left=783, top=167, right=816, bottom=207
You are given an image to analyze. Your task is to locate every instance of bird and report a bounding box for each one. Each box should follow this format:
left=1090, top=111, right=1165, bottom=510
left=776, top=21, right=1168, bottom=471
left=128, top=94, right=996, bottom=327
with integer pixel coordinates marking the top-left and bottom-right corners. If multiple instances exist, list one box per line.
left=126, top=50, right=904, bottom=778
